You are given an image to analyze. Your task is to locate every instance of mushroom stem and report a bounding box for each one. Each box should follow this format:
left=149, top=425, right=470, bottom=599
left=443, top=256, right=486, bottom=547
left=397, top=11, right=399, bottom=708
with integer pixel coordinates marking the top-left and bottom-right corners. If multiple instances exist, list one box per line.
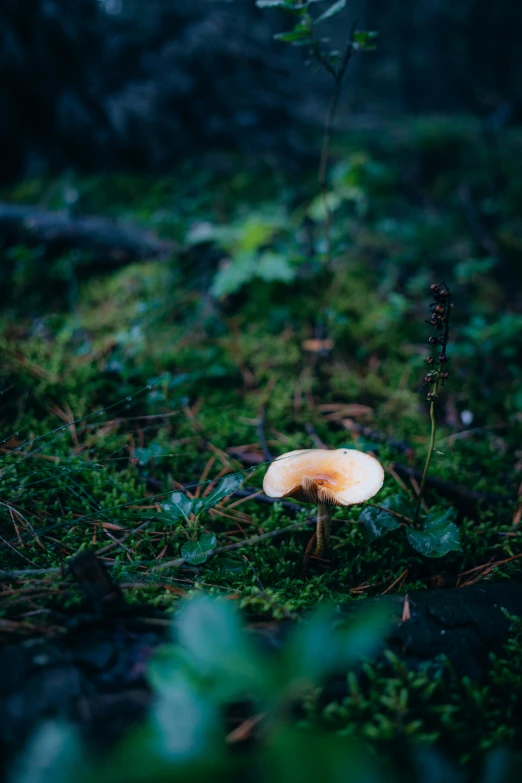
left=314, top=502, right=333, bottom=557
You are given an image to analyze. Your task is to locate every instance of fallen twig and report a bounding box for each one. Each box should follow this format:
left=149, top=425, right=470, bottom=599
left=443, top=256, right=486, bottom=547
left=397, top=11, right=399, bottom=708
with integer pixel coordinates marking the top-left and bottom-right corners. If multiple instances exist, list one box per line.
left=391, top=462, right=509, bottom=508
left=0, top=202, right=173, bottom=263
left=151, top=516, right=315, bottom=573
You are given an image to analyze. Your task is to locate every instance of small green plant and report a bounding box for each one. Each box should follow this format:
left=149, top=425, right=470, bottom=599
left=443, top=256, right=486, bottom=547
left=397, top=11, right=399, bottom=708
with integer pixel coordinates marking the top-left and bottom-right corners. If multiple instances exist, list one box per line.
left=359, top=284, right=460, bottom=559
left=156, top=473, right=245, bottom=564
left=185, top=210, right=296, bottom=300
left=414, top=282, right=453, bottom=523
left=257, top=0, right=377, bottom=263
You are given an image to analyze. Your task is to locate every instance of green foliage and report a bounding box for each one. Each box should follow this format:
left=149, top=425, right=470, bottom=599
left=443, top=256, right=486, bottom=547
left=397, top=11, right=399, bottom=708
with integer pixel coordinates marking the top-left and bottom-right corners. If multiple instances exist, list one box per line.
left=282, top=603, right=389, bottom=684
left=187, top=211, right=297, bottom=298
left=360, top=496, right=461, bottom=558
left=162, top=490, right=194, bottom=521
left=211, top=251, right=295, bottom=299
left=10, top=598, right=522, bottom=782
left=3, top=119, right=522, bottom=776
left=405, top=508, right=461, bottom=558
left=162, top=474, right=245, bottom=523
left=315, top=615, right=522, bottom=772
left=181, top=533, right=217, bottom=565
left=10, top=596, right=393, bottom=783
left=313, top=0, right=347, bottom=25
left=359, top=496, right=407, bottom=539
left=353, top=31, right=379, bottom=51
left=256, top=0, right=377, bottom=78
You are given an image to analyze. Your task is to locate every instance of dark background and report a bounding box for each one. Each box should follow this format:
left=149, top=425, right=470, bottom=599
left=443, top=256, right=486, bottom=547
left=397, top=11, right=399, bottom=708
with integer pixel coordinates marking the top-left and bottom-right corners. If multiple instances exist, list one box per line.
left=1, top=0, right=522, bottom=182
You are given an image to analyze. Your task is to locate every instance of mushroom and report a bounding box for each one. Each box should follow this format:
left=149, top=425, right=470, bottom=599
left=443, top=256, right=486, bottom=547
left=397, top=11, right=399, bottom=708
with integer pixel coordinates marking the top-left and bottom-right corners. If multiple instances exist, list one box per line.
left=263, top=448, right=384, bottom=557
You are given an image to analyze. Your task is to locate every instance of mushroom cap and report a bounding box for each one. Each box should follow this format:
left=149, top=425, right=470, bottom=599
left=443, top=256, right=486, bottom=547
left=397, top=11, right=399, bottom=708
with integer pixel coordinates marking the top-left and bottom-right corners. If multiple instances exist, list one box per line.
left=263, top=448, right=384, bottom=506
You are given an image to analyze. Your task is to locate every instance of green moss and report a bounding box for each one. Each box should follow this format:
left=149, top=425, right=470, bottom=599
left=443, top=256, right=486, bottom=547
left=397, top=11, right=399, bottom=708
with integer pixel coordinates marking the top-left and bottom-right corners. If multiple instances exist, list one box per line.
left=312, top=615, right=522, bottom=767
left=1, top=118, right=522, bottom=766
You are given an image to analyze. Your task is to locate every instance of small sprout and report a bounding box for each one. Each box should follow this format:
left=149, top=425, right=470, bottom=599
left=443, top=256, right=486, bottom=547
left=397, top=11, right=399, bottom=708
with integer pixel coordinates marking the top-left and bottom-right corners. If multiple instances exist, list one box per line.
left=263, top=448, right=384, bottom=557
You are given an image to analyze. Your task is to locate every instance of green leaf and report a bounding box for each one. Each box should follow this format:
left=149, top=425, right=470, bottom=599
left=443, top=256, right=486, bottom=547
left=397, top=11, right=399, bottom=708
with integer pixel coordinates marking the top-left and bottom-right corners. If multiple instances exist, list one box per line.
left=256, top=0, right=304, bottom=10
left=283, top=603, right=390, bottom=684
left=274, top=30, right=313, bottom=46
left=150, top=673, right=220, bottom=762
left=211, top=249, right=295, bottom=298
left=133, top=442, right=166, bottom=466
left=211, top=253, right=257, bottom=299
left=353, top=30, right=379, bottom=51
left=199, top=473, right=245, bottom=511
left=236, top=216, right=280, bottom=253
left=10, top=722, right=90, bottom=783
left=359, top=494, right=412, bottom=540
left=406, top=508, right=461, bottom=558
left=313, top=0, right=346, bottom=24
left=162, top=490, right=193, bottom=521
left=181, top=533, right=217, bottom=565
left=175, top=596, right=266, bottom=700
left=274, top=19, right=313, bottom=46
left=307, top=190, right=345, bottom=221
left=257, top=251, right=296, bottom=283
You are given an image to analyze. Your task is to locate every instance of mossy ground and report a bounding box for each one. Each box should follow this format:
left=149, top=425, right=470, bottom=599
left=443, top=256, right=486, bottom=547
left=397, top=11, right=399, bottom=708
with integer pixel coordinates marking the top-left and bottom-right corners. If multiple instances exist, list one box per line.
left=1, top=116, right=522, bottom=765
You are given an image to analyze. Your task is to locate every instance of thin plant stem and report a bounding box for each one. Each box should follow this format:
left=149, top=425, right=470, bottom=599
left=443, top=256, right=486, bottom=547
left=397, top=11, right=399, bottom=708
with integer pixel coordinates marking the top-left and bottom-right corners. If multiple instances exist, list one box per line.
left=315, top=19, right=357, bottom=266
left=363, top=502, right=415, bottom=527
left=414, top=393, right=437, bottom=524
left=414, top=282, right=452, bottom=524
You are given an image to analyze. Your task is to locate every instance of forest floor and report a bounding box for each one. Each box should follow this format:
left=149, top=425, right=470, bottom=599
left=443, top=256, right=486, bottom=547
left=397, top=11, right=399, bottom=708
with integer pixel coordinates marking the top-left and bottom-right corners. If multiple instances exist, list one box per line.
left=2, top=116, right=522, bottom=776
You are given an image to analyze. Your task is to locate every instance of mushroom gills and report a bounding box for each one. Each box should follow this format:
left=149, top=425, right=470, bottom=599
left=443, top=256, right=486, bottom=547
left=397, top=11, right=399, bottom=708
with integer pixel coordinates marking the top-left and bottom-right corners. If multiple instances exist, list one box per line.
left=285, top=475, right=338, bottom=506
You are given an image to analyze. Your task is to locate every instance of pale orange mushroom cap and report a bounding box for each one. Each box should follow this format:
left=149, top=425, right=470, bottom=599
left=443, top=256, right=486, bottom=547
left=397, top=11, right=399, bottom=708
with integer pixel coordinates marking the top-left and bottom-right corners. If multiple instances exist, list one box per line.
left=263, top=448, right=384, bottom=507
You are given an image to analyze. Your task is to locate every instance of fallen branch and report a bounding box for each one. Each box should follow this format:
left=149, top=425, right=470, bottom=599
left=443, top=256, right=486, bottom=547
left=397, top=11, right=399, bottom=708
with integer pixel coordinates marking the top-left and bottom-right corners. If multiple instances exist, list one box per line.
left=231, top=486, right=308, bottom=514
left=391, top=462, right=509, bottom=509
left=151, top=516, right=315, bottom=573
left=0, top=202, right=174, bottom=263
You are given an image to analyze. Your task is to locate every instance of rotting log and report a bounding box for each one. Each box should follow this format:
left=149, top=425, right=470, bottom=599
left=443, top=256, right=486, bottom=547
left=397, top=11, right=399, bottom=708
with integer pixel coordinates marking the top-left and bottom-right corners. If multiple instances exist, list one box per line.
left=0, top=203, right=174, bottom=264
